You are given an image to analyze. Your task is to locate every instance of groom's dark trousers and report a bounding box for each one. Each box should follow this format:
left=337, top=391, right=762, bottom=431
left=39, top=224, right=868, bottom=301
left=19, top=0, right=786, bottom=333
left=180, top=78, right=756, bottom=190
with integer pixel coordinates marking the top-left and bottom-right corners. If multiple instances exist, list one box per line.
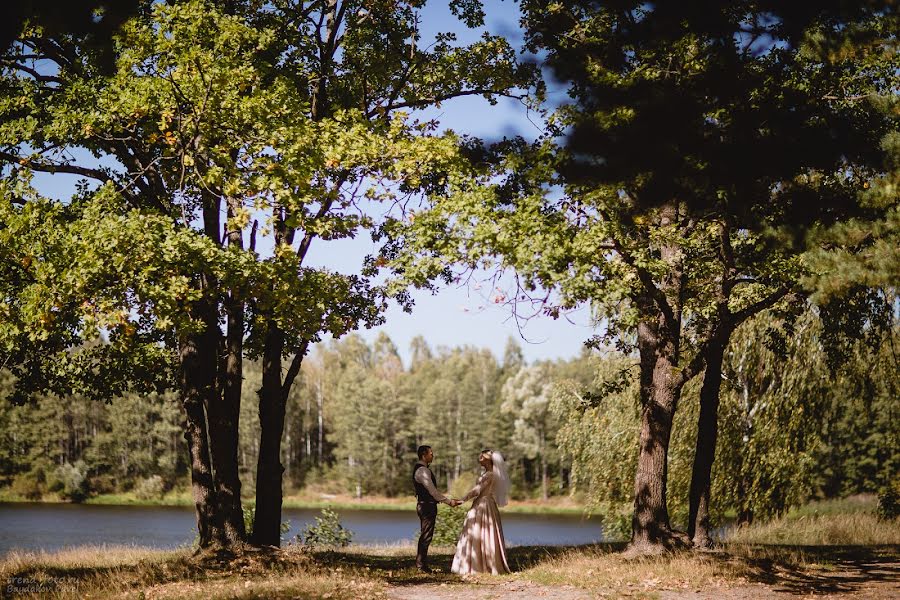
left=416, top=500, right=437, bottom=569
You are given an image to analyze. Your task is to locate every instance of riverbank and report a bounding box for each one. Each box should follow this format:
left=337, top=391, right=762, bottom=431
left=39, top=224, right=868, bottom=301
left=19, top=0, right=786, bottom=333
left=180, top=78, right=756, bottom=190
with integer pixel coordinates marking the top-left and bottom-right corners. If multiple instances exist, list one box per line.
left=3, top=498, right=897, bottom=598
left=0, top=489, right=587, bottom=515
left=3, top=540, right=898, bottom=599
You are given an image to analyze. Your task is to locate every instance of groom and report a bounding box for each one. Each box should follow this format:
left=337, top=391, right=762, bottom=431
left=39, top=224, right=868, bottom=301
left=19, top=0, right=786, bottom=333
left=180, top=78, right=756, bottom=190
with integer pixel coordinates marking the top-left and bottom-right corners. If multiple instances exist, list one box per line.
left=413, top=445, right=460, bottom=572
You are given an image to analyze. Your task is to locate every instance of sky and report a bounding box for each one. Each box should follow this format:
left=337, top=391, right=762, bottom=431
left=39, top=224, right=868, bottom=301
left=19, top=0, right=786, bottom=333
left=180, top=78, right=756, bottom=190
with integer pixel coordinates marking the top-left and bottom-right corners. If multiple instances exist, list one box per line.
left=31, top=0, right=598, bottom=367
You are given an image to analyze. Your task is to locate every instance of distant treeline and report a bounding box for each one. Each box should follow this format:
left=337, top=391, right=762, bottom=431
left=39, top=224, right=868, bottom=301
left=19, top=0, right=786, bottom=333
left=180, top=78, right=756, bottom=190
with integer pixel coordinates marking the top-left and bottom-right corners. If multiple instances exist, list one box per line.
left=1, top=311, right=897, bottom=525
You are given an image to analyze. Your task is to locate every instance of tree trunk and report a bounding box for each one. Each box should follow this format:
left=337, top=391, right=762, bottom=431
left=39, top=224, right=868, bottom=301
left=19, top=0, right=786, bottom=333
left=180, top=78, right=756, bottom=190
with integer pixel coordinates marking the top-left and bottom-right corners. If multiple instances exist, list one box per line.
left=541, top=454, right=548, bottom=501
left=687, top=332, right=728, bottom=548
left=194, top=196, right=245, bottom=547
left=628, top=201, right=687, bottom=553
left=179, top=332, right=221, bottom=548
left=252, top=322, right=287, bottom=546
left=630, top=329, right=680, bottom=550
left=203, top=291, right=245, bottom=544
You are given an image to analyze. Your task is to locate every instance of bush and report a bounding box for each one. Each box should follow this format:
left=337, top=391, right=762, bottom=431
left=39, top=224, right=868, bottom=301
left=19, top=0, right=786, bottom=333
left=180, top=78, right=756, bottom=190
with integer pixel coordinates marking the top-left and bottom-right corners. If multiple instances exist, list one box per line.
left=10, top=470, right=44, bottom=500
left=596, top=502, right=632, bottom=542
left=877, top=481, right=900, bottom=520
left=239, top=503, right=291, bottom=540
left=54, top=461, right=89, bottom=502
left=430, top=503, right=467, bottom=546
left=134, top=475, right=165, bottom=500
left=297, top=507, right=353, bottom=547
left=413, top=503, right=466, bottom=546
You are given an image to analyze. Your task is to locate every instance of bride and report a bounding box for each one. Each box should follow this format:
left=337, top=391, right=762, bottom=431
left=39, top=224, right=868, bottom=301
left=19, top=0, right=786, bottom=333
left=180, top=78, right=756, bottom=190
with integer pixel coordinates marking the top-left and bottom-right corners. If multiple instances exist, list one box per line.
left=451, top=449, right=511, bottom=575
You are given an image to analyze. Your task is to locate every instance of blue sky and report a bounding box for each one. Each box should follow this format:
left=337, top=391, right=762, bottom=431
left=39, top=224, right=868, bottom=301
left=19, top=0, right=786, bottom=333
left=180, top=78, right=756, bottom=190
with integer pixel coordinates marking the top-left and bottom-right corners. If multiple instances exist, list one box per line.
left=309, top=0, right=594, bottom=366
left=31, top=0, right=597, bottom=367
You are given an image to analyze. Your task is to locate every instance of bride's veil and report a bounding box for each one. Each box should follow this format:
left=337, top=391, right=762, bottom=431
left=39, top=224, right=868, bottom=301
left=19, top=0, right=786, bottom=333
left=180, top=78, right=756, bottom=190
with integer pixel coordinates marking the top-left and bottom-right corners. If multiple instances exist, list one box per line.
left=491, top=451, right=510, bottom=507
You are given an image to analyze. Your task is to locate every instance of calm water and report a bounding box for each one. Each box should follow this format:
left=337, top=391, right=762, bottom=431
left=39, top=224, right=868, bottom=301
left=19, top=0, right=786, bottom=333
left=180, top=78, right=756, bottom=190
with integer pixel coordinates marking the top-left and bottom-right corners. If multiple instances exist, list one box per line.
left=0, top=503, right=604, bottom=555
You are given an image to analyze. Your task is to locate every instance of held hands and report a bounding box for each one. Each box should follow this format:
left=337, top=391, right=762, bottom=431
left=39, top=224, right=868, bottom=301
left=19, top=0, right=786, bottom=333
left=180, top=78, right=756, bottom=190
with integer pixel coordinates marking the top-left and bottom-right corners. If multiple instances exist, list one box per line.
left=449, top=498, right=463, bottom=507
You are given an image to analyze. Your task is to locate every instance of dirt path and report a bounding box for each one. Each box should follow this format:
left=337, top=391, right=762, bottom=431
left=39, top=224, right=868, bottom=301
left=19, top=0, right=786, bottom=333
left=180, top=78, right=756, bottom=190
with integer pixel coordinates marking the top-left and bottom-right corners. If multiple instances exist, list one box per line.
left=386, top=554, right=900, bottom=600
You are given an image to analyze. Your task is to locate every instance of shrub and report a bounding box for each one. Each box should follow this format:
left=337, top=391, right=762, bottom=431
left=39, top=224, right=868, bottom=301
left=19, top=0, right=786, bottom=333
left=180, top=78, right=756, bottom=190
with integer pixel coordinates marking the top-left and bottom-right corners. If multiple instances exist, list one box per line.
left=431, top=503, right=467, bottom=546
left=54, top=461, right=89, bottom=502
left=877, top=480, right=900, bottom=520
left=10, top=470, right=44, bottom=500
left=134, top=476, right=165, bottom=501
left=413, top=503, right=467, bottom=546
left=242, top=503, right=291, bottom=539
left=596, top=502, right=632, bottom=542
left=297, top=507, right=353, bottom=547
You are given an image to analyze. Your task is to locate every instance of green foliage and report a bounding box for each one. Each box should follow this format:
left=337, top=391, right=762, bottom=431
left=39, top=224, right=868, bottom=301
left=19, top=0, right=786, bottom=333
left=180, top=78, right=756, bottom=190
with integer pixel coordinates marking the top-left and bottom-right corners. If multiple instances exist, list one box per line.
left=298, top=508, right=353, bottom=548
left=50, top=461, right=89, bottom=502
left=433, top=504, right=467, bottom=547
left=594, top=502, right=632, bottom=543
left=877, top=481, right=900, bottom=521
left=134, top=476, right=166, bottom=501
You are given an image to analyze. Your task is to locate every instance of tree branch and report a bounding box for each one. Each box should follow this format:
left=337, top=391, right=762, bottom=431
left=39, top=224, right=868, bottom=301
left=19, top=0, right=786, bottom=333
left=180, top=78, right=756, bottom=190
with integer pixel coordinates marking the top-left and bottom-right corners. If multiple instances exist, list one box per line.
left=732, top=287, right=791, bottom=325
left=281, top=340, right=310, bottom=402
left=367, top=89, right=527, bottom=119
left=0, top=150, right=113, bottom=182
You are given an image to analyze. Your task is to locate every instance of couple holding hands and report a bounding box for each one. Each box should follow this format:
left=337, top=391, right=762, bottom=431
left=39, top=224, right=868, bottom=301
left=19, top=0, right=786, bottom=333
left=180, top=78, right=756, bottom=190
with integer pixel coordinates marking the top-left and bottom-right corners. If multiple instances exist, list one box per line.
left=413, top=445, right=510, bottom=575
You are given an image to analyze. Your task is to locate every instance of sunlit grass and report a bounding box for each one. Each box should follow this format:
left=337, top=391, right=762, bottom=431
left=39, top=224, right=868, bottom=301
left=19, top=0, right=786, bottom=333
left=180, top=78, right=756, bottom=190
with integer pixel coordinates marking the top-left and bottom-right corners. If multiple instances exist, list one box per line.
left=724, top=511, right=900, bottom=545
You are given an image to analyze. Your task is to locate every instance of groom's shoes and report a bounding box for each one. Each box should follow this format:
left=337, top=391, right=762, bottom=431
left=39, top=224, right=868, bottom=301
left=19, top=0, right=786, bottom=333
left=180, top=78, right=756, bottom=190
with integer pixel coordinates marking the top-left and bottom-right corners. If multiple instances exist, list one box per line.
left=416, top=565, right=433, bottom=574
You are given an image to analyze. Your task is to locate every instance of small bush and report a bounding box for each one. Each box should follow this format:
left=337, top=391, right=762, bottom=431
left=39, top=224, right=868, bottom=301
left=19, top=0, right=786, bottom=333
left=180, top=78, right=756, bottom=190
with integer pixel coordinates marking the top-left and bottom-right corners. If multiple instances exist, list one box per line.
left=134, top=476, right=165, bottom=501
left=298, top=507, right=353, bottom=547
left=430, top=503, right=467, bottom=546
left=54, top=461, right=89, bottom=502
left=10, top=470, right=44, bottom=500
left=594, top=502, right=632, bottom=542
left=877, top=481, right=900, bottom=520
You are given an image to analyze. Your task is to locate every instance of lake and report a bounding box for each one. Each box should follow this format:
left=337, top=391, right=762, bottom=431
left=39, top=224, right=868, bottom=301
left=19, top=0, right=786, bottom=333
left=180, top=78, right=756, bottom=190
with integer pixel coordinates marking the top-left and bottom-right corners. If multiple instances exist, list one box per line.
left=0, top=503, right=605, bottom=556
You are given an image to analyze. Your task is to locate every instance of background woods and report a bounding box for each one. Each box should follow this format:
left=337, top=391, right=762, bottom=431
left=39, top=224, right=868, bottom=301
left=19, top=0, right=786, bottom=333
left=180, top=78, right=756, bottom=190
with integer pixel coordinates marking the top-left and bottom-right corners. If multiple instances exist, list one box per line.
left=2, top=316, right=897, bottom=528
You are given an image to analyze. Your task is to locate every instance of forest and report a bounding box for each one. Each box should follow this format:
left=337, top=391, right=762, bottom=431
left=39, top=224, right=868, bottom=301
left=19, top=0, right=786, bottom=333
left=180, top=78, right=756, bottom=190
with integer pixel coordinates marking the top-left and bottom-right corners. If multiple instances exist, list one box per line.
left=3, top=306, right=897, bottom=532
left=1, top=0, right=897, bottom=578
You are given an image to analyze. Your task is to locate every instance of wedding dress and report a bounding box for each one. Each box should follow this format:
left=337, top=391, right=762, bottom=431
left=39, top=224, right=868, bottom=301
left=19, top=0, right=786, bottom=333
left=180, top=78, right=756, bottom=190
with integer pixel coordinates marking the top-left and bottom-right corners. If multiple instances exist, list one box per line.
left=451, top=457, right=510, bottom=575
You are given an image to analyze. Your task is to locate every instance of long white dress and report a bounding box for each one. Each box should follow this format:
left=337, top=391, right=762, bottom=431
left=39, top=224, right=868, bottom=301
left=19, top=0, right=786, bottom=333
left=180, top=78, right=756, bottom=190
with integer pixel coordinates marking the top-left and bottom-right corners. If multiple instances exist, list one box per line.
left=451, top=470, right=510, bottom=575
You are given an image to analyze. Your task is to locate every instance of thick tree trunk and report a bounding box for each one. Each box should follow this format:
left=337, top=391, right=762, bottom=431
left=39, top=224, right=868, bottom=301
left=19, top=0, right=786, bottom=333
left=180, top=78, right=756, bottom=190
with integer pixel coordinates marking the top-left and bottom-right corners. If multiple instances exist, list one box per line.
left=203, top=294, right=245, bottom=544
left=630, top=326, right=680, bottom=550
left=629, top=199, right=686, bottom=552
left=252, top=322, right=287, bottom=546
left=179, top=332, right=221, bottom=548
left=687, top=333, right=728, bottom=548
left=196, top=196, right=245, bottom=547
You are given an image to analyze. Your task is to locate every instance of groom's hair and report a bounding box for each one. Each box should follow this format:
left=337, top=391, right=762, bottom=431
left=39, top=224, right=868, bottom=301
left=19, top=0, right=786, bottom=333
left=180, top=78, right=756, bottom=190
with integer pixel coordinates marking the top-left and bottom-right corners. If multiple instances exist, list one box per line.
left=417, top=445, right=431, bottom=459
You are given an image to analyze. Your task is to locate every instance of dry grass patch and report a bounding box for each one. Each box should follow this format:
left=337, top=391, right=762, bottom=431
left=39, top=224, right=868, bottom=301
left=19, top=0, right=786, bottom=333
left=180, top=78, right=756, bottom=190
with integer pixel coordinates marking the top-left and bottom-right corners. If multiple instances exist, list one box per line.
left=519, top=544, right=754, bottom=593
left=725, top=512, right=900, bottom=546
left=0, top=545, right=388, bottom=600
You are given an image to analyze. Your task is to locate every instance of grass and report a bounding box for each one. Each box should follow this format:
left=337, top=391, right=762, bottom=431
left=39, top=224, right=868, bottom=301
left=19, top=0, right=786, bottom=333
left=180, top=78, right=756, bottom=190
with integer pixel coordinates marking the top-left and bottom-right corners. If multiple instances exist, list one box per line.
left=1, top=487, right=587, bottom=515
left=4, top=540, right=898, bottom=600
left=724, top=511, right=900, bottom=546
left=0, top=545, right=389, bottom=599
left=721, top=495, right=900, bottom=546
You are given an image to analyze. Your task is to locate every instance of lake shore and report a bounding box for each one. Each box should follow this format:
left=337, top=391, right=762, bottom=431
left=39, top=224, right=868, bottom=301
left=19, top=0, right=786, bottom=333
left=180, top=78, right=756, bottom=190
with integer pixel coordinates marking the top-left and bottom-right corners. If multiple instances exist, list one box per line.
left=2, top=499, right=897, bottom=598
left=0, top=488, right=588, bottom=515
left=3, top=540, right=898, bottom=599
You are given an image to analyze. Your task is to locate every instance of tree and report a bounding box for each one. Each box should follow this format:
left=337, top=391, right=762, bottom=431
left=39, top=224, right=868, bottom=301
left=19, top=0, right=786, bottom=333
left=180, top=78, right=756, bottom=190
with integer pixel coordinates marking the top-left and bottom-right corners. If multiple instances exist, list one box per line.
left=392, top=0, right=897, bottom=551
left=501, top=363, right=558, bottom=499
left=2, top=0, right=534, bottom=550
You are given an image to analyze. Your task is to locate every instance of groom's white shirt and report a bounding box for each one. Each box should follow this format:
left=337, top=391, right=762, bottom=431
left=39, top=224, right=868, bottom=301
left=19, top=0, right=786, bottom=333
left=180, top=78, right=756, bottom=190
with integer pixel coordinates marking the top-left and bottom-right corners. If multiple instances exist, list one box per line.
left=414, top=461, right=450, bottom=504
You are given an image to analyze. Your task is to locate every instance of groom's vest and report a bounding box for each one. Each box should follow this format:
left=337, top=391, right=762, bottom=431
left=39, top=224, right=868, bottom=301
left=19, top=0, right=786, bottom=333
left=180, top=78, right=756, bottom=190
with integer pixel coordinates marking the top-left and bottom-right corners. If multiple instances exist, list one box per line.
left=413, top=463, right=437, bottom=504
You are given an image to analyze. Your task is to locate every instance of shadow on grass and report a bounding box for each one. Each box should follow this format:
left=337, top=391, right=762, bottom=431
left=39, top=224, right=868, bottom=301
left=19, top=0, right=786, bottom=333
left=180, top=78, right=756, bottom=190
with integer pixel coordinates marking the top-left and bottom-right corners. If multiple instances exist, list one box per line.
left=729, top=544, right=900, bottom=596
left=309, top=543, right=627, bottom=587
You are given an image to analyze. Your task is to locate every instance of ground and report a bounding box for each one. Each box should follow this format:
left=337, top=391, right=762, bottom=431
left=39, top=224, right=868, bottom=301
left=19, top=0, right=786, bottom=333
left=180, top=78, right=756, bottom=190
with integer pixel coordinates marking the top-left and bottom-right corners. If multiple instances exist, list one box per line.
left=2, top=543, right=898, bottom=599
